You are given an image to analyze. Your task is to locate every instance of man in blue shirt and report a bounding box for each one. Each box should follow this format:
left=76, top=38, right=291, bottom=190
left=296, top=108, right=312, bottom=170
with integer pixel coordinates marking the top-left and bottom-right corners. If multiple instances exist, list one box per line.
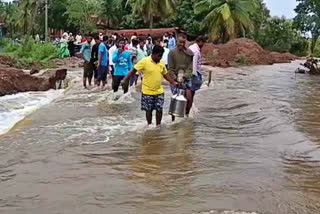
left=98, top=36, right=109, bottom=87
left=168, top=33, right=176, bottom=50
left=80, top=35, right=93, bottom=89
left=112, top=39, right=133, bottom=94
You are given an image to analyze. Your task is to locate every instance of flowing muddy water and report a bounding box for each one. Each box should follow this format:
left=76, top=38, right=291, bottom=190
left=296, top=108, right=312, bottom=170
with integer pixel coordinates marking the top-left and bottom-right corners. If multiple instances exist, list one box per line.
left=1, top=61, right=320, bottom=214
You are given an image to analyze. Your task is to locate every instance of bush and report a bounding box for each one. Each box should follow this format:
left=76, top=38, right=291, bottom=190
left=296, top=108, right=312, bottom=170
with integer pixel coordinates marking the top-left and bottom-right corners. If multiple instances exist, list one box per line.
left=252, top=17, right=309, bottom=56
left=234, top=54, right=251, bottom=65
left=312, top=40, right=320, bottom=58
left=290, top=39, right=310, bottom=56
left=1, top=37, right=59, bottom=68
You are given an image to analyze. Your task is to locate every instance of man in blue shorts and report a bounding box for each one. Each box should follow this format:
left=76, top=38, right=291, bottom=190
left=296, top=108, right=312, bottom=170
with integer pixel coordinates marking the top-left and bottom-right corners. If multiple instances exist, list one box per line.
left=112, top=39, right=133, bottom=94
left=121, top=45, right=177, bottom=126
left=80, top=35, right=93, bottom=89
left=98, top=36, right=109, bottom=88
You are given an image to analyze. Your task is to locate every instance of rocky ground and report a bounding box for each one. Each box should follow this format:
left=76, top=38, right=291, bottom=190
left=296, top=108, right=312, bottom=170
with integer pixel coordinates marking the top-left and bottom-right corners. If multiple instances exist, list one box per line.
left=0, top=56, right=74, bottom=96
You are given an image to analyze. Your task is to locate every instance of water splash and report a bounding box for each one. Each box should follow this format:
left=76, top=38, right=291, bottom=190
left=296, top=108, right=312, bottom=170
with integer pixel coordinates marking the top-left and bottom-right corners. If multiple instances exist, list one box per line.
left=0, top=90, right=64, bottom=135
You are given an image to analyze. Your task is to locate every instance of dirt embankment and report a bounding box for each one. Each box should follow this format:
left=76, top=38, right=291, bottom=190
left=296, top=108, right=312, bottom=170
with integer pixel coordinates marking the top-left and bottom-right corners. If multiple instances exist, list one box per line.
left=0, top=56, right=68, bottom=96
left=202, top=38, right=298, bottom=67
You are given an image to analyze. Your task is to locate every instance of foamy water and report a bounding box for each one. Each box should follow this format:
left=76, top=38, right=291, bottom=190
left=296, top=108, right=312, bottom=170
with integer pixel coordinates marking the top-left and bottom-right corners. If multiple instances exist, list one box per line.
left=0, top=90, right=64, bottom=135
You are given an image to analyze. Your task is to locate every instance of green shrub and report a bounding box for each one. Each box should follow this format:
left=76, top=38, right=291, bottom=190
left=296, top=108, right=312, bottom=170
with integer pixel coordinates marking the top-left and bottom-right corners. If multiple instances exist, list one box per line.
left=252, top=17, right=309, bottom=56
left=234, top=54, right=251, bottom=65
left=290, top=39, right=310, bottom=56
left=0, top=37, right=59, bottom=68
left=312, top=40, right=320, bottom=57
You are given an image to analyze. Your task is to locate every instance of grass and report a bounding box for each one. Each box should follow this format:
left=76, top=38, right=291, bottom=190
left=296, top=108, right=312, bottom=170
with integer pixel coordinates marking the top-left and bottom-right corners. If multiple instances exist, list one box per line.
left=233, top=54, right=252, bottom=65
left=0, top=37, right=59, bottom=69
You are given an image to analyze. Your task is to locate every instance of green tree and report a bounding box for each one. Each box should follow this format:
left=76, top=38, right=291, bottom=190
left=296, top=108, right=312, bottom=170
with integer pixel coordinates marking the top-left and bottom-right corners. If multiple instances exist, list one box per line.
left=127, top=0, right=175, bottom=33
left=16, top=0, right=39, bottom=35
left=254, top=17, right=308, bottom=56
left=0, top=1, right=5, bottom=23
left=101, top=0, right=126, bottom=29
left=294, top=0, right=320, bottom=53
left=48, top=0, right=70, bottom=30
left=66, top=0, right=102, bottom=34
left=2, top=2, right=20, bottom=37
left=250, top=0, right=270, bottom=32
left=160, top=0, right=204, bottom=35
left=195, top=0, right=256, bottom=42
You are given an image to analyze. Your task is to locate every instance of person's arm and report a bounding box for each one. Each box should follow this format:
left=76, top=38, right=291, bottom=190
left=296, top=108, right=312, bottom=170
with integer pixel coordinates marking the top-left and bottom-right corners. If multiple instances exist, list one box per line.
left=91, top=45, right=95, bottom=60
left=167, top=50, right=176, bottom=79
left=122, top=59, right=144, bottom=85
left=80, top=44, right=85, bottom=59
left=163, top=73, right=178, bottom=86
left=192, top=51, right=199, bottom=76
left=122, top=68, right=137, bottom=84
left=128, top=53, right=133, bottom=71
left=112, top=50, right=119, bottom=64
left=99, top=52, right=103, bottom=66
left=187, top=54, right=194, bottom=75
left=98, top=45, right=103, bottom=66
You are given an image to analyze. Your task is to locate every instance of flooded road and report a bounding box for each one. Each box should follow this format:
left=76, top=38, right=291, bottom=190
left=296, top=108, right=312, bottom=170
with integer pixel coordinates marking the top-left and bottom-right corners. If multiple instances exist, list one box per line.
left=1, top=61, right=320, bottom=214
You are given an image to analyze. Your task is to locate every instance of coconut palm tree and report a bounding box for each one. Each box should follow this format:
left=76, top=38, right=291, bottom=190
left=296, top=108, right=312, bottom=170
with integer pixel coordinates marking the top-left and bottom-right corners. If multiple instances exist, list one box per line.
left=101, top=0, right=126, bottom=28
left=127, top=0, right=176, bottom=33
left=16, top=0, right=39, bottom=35
left=195, top=0, right=256, bottom=42
left=3, top=3, right=20, bottom=37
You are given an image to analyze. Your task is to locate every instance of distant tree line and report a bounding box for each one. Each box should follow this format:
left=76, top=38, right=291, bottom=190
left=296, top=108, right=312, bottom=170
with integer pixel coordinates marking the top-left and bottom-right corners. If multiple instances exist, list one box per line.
left=0, top=0, right=319, bottom=56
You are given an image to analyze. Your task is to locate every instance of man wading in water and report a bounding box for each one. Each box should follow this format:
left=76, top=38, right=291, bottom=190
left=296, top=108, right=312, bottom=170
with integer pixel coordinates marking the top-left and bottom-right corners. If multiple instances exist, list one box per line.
left=80, top=35, right=93, bottom=89
left=112, top=39, right=132, bottom=94
left=121, top=45, right=177, bottom=126
left=188, top=36, right=206, bottom=112
left=97, top=36, right=109, bottom=88
left=91, top=35, right=101, bottom=85
left=168, top=34, right=194, bottom=121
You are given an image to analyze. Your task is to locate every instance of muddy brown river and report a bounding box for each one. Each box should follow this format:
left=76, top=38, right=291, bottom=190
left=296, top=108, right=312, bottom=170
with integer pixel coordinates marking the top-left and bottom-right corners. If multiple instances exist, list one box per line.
left=1, top=61, right=320, bottom=214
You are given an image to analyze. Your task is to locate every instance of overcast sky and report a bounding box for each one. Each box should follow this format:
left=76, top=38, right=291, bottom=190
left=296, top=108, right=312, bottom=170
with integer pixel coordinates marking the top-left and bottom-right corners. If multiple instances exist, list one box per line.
left=265, top=0, right=298, bottom=18
left=2, top=0, right=299, bottom=19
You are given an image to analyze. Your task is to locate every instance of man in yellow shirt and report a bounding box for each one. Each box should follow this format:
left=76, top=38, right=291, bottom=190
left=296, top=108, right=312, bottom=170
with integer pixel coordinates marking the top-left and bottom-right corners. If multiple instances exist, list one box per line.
left=121, top=45, right=177, bottom=126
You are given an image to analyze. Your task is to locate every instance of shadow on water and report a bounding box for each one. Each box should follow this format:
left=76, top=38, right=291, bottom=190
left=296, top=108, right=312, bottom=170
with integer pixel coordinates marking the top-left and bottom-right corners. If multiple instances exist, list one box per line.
left=128, top=122, right=195, bottom=190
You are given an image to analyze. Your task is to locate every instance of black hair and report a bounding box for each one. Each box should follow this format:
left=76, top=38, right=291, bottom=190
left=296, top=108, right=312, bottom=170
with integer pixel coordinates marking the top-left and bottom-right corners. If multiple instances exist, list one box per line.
left=103, top=35, right=108, bottom=41
left=152, top=45, right=164, bottom=55
left=132, top=39, right=139, bottom=46
left=196, top=35, right=206, bottom=43
left=139, top=38, right=145, bottom=43
left=164, top=39, right=169, bottom=43
left=178, top=33, right=187, bottom=39
left=92, top=33, right=99, bottom=40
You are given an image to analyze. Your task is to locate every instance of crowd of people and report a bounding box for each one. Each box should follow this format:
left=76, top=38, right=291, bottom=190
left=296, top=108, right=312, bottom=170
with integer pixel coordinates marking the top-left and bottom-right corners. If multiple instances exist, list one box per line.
left=75, top=31, right=206, bottom=126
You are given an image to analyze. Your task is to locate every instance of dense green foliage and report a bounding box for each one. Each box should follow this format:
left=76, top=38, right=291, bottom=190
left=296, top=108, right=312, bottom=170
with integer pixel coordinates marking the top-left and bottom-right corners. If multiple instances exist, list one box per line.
left=195, top=0, right=256, bottom=42
left=127, top=0, right=175, bottom=31
left=1, top=38, right=58, bottom=68
left=65, top=0, right=102, bottom=34
left=294, top=0, right=320, bottom=53
left=253, top=17, right=309, bottom=55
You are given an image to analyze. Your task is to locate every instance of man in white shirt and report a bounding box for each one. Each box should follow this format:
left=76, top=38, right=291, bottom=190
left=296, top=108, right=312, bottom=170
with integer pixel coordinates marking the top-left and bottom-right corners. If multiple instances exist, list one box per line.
left=76, top=34, right=82, bottom=44
left=99, top=33, right=103, bottom=41
left=161, top=39, right=170, bottom=68
left=108, top=39, right=117, bottom=76
left=188, top=35, right=206, bottom=112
